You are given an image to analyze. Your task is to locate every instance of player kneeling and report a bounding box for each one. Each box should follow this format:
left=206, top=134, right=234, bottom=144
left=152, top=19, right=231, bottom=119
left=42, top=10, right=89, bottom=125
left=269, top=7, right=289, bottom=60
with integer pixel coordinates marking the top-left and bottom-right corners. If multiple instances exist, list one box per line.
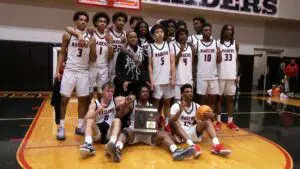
left=170, top=84, right=231, bottom=156
left=107, top=85, right=196, bottom=162
left=79, top=82, right=133, bottom=158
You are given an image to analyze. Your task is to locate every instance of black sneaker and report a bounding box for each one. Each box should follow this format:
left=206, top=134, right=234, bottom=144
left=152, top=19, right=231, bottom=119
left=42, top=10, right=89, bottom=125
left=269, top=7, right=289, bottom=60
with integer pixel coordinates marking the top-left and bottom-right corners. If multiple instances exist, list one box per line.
left=172, top=146, right=195, bottom=161
left=80, top=142, right=96, bottom=157
left=75, top=127, right=85, bottom=136
left=105, top=142, right=121, bottom=162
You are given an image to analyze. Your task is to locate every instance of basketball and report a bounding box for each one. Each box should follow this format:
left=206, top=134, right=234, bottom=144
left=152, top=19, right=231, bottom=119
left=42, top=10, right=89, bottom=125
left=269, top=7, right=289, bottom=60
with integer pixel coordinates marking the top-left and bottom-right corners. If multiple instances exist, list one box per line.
left=196, top=105, right=213, bottom=121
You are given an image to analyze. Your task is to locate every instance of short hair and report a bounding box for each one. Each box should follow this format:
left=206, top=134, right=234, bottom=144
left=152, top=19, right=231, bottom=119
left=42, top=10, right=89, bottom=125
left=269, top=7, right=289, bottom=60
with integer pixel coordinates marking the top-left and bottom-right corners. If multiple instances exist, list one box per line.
left=180, top=84, right=193, bottom=94
left=150, top=24, right=166, bottom=35
left=201, top=22, right=212, bottom=30
left=129, top=16, right=143, bottom=25
left=112, top=12, right=128, bottom=23
left=137, top=84, right=150, bottom=97
left=92, top=12, right=110, bottom=27
left=73, top=11, right=89, bottom=22
left=101, top=82, right=115, bottom=91
left=193, top=16, right=206, bottom=24
left=177, top=20, right=187, bottom=29
left=150, top=24, right=167, bottom=41
left=175, top=28, right=189, bottom=42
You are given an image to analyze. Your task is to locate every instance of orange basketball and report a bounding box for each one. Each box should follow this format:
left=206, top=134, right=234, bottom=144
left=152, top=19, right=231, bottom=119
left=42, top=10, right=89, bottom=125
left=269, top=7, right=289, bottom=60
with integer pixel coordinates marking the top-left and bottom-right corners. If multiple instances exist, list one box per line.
left=196, top=105, right=213, bottom=121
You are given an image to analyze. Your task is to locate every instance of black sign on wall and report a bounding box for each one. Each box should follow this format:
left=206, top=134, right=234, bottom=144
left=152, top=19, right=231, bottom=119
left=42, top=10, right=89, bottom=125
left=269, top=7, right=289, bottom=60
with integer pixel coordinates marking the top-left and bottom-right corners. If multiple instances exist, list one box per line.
left=144, top=0, right=278, bottom=16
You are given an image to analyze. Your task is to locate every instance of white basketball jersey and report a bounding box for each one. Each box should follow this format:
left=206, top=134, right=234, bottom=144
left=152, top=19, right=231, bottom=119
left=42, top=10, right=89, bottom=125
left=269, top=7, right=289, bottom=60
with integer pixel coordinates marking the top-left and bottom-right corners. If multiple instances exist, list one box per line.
left=177, top=101, right=199, bottom=131
left=95, top=98, right=116, bottom=126
left=140, top=38, right=149, bottom=51
left=91, top=31, right=108, bottom=67
left=110, top=30, right=126, bottom=59
left=65, top=32, right=91, bottom=71
left=149, top=42, right=171, bottom=85
left=218, top=40, right=237, bottom=79
left=187, top=34, right=202, bottom=47
left=196, top=40, right=218, bottom=80
left=129, top=101, right=152, bottom=128
left=173, top=42, right=193, bottom=85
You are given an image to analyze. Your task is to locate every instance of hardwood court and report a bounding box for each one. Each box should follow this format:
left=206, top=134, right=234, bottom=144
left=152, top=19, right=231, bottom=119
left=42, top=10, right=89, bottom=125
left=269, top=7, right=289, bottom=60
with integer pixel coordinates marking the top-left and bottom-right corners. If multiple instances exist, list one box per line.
left=17, top=98, right=293, bottom=169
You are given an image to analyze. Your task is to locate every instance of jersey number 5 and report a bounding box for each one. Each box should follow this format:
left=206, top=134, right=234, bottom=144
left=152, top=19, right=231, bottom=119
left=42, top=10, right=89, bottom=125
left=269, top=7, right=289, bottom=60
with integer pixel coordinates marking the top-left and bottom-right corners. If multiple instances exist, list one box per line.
left=161, top=57, right=164, bottom=65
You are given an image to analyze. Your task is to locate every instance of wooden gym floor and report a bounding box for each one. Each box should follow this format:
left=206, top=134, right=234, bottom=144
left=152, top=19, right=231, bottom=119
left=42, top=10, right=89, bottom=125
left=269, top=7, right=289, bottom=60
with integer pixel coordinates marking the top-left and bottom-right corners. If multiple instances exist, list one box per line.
left=0, top=93, right=298, bottom=169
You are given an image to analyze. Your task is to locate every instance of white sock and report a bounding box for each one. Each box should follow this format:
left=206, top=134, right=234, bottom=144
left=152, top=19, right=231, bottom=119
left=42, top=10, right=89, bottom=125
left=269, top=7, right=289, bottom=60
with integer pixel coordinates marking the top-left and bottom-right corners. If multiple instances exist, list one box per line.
left=109, top=136, right=117, bottom=144
left=169, top=144, right=177, bottom=153
left=228, top=117, right=233, bottom=124
left=186, top=139, right=195, bottom=146
left=77, top=119, right=84, bottom=128
left=60, top=120, right=65, bottom=128
left=165, top=117, right=169, bottom=125
left=217, top=115, right=221, bottom=122
left=116, top=141, right=124, bottom=150
left=85, top=136, right=93, bottom=144
left=212, top=137, right=220, bottom=146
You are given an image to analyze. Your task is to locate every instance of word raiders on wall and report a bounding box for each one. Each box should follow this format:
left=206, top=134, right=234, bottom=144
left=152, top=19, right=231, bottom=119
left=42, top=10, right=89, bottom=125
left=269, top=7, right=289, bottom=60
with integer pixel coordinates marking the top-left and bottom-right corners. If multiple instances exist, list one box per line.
left=78, top=0, right=141, bottom=10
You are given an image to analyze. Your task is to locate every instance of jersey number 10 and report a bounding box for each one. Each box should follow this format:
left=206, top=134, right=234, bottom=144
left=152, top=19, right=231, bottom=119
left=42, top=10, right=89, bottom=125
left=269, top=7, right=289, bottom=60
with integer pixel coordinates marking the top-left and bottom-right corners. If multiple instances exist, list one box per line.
left=204, top=54, right=211, bottom=62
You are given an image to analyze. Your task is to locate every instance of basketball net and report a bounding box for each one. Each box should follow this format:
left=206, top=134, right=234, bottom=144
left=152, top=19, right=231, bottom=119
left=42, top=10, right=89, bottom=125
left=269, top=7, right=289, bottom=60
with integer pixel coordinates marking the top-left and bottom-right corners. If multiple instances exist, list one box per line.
left=107, top=0, right=114, bottom=7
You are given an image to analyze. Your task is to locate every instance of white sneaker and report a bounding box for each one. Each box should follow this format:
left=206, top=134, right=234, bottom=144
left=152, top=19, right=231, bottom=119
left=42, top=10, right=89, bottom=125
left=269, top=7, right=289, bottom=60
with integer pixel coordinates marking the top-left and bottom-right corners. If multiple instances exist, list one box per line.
left=280, top=93, right=288, bottom=98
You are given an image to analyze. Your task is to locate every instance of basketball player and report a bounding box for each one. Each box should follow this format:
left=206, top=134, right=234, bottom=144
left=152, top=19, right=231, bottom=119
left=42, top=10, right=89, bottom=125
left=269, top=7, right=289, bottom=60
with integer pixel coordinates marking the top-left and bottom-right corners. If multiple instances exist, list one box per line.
left=54, top=11, right=93, bottom=140
left=172, top=28, right=194, bottom=101
left=79, top=82, right=134, bottom=158
left=176, top=20, right=187, bottom=30
left=88, top=12, right=114, bottom=97
left=166, top=19, right=177, bottom=44
left=215, top=24, right=240, bottom=131
left=187, top=16, right=206, bottom=46
left=148, top=24, right=176, bottom=130
left=129, top=15, right=144, bottom=30
left=108, top=12, right=128, bottom=81
left=109, top=85, right=196, bottom=162
left=171, top=84, right=231, bottom=156
left=134, top=20, right=154, bottom=51
left=195, top=23, right=221, bottom=113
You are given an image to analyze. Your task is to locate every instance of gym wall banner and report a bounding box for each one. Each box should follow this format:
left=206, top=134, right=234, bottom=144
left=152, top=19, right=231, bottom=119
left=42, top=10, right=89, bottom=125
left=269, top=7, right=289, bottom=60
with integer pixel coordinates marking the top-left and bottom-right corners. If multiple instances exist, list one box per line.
left=142, top=0, right=278, bottom=17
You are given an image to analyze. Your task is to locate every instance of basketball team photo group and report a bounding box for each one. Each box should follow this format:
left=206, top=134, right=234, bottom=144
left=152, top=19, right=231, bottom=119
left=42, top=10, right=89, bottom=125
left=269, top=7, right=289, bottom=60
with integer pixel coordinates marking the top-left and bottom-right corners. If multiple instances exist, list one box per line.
left=1, top=0, right=299, bottom=168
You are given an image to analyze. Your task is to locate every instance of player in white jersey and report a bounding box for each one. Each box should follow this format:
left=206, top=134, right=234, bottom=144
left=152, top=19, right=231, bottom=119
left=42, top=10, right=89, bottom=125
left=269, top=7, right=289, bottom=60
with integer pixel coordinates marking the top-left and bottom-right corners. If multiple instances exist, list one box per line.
left=108, top=12, right=128, bottom=81
left=187, top=17, right=206, bottom=47
left=129, top=15, right=143, bottom=31
left=105, top=85, right=196, bottom=162
left=173, top=28, right=194, bottom=101
left=79, top=82, right=134, bottom=159
left=148, top=24, right=176, bottom=131
left=134, top=20, right=154, bottom=51
left=215, top=24, right=240, bottom=132
left=54, top=11, right=94, bottom=140
left=170, top=84, right=231, bottom=156
left=88, top=12, right=114, bottom=97
left=195, top=23, right=222, bottom=113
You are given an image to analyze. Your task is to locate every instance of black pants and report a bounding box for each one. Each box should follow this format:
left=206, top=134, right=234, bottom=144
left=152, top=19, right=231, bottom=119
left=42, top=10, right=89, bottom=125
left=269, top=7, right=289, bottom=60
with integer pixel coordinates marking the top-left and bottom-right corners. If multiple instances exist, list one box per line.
left=114, top=80, right=145, bottom=97
left=289, top=77, right=298, bottom=93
